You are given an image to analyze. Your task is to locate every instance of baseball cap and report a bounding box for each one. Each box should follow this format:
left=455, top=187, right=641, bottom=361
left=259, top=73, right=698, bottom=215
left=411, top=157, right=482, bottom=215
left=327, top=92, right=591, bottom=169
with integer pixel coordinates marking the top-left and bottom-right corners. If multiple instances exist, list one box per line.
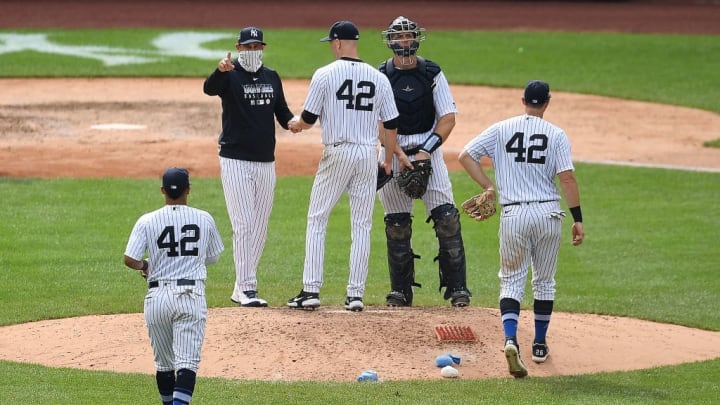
left=524, top=80, right=551, bottom=105
left=162, top=167, right=190, bottom=199
left=320, top=20, right=359, bottom=41
left=238, top=27, right=266, bottom=45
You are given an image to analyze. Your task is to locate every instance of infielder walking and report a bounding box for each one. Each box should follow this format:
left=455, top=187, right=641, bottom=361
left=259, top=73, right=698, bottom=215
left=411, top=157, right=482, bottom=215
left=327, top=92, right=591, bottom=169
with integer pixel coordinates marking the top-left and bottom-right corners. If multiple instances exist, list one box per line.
left=459, top=80, right=585, bottom=378
left=123, top=167, right=224, bottom=403
left=203, top=26, right=296, bottom=307
left=377, top=16, right=472, bottom=307
left=287, top=20, right=400, bottom=312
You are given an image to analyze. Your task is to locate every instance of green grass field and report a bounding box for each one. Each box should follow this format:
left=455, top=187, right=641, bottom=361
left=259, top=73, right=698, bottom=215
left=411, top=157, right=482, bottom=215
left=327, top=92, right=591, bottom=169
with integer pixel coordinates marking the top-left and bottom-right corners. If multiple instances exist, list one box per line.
left=1, top=28, right=719, bottom=404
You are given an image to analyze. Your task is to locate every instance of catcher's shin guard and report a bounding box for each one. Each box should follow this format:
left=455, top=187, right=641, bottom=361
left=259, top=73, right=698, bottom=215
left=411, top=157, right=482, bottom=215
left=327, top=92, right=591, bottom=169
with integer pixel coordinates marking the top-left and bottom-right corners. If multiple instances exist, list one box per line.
left=385, top=213, right=421, bottom=305
left=429, top=204, right=471, bottom=300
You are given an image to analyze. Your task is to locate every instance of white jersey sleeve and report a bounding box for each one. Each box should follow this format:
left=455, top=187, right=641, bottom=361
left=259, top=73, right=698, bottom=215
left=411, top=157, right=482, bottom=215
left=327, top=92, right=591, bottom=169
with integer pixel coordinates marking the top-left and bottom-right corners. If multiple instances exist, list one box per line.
left=432, top=71, right=458, bottom=118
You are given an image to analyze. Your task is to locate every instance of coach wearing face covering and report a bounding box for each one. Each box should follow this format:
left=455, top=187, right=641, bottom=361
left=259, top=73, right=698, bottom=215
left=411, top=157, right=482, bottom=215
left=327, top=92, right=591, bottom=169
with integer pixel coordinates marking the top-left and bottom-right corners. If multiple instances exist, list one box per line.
left=203, top=26, right=296, bottom=309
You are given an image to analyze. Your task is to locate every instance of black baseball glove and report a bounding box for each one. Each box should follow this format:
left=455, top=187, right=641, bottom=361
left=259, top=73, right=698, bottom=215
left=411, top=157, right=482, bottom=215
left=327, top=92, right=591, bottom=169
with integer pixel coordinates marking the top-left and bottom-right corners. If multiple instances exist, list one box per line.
left=397, top=159, right=432, bottom=199
left=377, top=165, right=394, bottom=191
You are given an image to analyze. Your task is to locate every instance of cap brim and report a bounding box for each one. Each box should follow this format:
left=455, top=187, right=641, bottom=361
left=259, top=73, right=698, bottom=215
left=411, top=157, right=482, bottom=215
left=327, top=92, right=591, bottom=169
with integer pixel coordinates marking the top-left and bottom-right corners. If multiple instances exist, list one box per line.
left=319, top=36, right=331, bottom=42
left=239, top=40, right=266, bottom=45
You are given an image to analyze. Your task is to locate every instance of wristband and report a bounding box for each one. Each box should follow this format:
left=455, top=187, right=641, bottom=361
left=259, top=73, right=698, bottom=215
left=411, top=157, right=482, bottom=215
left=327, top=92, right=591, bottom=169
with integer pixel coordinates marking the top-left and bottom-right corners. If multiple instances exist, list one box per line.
left=140, top=259, right=149, bottom=271
left=569, top=206, right=582, bottom=223
left=419, top=132, right=442, bottom=154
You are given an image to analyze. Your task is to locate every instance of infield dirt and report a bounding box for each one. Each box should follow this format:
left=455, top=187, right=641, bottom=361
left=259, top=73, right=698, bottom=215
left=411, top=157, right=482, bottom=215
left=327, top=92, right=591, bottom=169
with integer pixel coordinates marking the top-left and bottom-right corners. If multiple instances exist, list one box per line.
left=1, top=0, right=719, bottom=382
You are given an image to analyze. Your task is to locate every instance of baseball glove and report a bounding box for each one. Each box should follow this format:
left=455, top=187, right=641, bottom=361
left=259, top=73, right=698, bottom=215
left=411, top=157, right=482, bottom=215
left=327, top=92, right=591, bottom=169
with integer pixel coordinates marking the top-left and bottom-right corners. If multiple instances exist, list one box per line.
left=377, top=165, right=393, bottom=191
left=461, top=189, right=497, bottom=221
left=397, top=159, right=432, bottom=199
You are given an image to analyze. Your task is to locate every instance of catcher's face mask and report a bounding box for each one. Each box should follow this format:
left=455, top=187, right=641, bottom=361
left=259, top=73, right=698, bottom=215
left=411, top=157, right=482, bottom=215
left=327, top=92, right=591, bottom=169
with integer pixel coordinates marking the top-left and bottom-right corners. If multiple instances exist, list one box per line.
left=383, top=16, right=426, bottom=66
left=238, top=49, right=263, bottom=72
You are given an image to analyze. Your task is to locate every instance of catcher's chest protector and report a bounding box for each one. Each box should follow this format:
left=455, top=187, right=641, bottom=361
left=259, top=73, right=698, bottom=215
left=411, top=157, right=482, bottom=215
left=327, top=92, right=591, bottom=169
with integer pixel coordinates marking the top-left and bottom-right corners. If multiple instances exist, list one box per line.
left=381, top=57, right=439, bottom=135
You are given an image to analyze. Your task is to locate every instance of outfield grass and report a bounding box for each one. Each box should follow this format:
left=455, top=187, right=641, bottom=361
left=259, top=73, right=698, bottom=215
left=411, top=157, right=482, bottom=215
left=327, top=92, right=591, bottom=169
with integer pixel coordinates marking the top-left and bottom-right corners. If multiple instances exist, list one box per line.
left=1, top=29, right=719, bottom=113
left=1, top=166, right=719, bottom=403
left=0, top=27, right=719, bottom=404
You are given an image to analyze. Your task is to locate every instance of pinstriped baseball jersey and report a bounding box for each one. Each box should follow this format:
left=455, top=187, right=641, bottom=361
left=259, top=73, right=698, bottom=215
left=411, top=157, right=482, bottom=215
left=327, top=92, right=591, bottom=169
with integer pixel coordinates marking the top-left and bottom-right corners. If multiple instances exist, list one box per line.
left=125, top=203, right=223, bottom=374
left=302, top=57, right=398, bottom=146
left=124, top=205, right=224, bottom=282
left=463, top=114, right=574, bottom=206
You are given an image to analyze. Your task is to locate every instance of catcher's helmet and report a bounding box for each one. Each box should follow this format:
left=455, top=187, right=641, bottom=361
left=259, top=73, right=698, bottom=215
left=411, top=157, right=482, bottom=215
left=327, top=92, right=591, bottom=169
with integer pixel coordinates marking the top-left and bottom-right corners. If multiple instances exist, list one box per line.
left=382, top=16, right=426, bottom=58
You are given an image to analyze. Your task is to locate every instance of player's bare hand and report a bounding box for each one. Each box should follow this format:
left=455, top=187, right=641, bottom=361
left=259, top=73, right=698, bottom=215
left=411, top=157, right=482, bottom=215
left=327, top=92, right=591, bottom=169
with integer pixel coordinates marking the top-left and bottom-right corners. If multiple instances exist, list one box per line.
left=571, top=222, right=584, bottom=246
left=379, top=161, right=392, bottom=175
left=397, top=153, right=413, bottom=170
left=218, top=52, right=234, bottom=72
left=288, top=116, right=303, bottom=133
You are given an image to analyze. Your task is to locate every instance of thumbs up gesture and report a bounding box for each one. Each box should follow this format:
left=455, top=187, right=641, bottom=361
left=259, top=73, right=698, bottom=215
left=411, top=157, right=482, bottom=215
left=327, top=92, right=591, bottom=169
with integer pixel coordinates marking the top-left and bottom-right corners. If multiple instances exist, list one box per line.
left=218, top=52, right=234, bottom=72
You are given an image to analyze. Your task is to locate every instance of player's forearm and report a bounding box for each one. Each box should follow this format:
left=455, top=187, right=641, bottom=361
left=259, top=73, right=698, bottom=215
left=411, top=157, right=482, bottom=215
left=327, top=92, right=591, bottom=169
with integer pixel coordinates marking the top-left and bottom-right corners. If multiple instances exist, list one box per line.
left=433, top=113, right=456, bottom=141
left=459, top=151, right=494, bottom=190
left=202, top=70, right=228, bottom=96
left=558, top=171, right=580, bottom=208
left=124, top=255, right=145, bottom=270
left=383, top=130, right=398, bottom=165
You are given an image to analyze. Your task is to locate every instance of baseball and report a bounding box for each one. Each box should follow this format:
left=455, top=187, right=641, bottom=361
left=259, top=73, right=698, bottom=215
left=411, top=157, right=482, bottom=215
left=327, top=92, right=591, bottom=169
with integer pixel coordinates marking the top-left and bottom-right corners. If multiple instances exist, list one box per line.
left=440, top=365, right=459, bottom=378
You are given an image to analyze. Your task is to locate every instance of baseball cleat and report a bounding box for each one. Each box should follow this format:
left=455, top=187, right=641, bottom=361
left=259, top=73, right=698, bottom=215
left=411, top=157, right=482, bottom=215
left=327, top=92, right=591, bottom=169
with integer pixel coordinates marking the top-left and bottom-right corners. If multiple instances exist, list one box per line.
left=450, top=289, right=471, bottom=307
left=504, top=338, right=528, bottom=378
left=344, top=297, right=364, bottom=312
left=385, top=291, right=411, bottom=307
left=532, top=342, right=550, bottom=363
left=231, top=290, right=268, bottom=307
left=287, top=290, right=320, bottom=310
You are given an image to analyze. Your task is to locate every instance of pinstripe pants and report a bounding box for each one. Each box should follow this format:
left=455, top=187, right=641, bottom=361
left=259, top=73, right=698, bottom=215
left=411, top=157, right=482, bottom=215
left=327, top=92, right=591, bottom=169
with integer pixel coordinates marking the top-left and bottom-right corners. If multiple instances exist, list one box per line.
left=498, top=201, right=564, bottom=303
left=302, top=142, right=376, bottom=298
left=144, top=283, right=207, bottom=372
left=220, top=157, right=275, bottom=295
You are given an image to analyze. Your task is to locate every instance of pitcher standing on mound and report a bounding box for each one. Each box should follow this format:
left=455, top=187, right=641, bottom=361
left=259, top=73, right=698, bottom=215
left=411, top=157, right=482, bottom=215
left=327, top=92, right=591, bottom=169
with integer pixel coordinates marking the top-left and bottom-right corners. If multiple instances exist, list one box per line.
left=287, top=20, right=400, bottom=312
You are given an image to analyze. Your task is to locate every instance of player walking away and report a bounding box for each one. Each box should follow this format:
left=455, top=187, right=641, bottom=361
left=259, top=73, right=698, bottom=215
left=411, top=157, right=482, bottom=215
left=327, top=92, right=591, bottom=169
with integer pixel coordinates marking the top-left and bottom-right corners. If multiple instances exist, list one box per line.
left=286, top=20, right=400, bottom=312
left=459, top=80, right=585, bottom=378
left=203, top=26, right=296, bottom=308
left=123, top=167, right=225, bottom=403
left=377, top=16, right=472, bottom=308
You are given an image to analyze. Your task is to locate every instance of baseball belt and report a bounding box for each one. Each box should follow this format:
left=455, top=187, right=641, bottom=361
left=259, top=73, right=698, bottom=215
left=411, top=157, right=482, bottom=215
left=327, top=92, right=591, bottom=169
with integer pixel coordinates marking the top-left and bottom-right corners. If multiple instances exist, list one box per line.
left=148, top=279, right=196, bottom=288
left=502, top=200, right=556, bottom=208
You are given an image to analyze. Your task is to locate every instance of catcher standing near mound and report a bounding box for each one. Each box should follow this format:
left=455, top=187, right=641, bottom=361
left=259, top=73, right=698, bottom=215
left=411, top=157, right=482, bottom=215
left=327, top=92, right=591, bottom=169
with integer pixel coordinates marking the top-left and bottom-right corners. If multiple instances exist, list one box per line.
left=377, top=16, right=471, bottom=307
left=459, top=80, right=585, bottom=378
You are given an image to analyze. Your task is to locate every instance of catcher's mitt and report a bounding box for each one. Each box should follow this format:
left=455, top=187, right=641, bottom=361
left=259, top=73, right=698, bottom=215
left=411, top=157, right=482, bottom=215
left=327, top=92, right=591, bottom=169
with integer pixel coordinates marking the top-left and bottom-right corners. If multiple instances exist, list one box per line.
left=461, top=189, right=497, bottom=221
left=377, top=165, right=393, bottom=191
left=397, top=159, right=432, bottom=199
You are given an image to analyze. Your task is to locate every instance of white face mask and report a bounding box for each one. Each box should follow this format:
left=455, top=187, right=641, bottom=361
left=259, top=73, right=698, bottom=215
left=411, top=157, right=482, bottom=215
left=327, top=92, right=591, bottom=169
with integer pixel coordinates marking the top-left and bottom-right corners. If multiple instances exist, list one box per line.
left=238, top=50, right=263, bottom=72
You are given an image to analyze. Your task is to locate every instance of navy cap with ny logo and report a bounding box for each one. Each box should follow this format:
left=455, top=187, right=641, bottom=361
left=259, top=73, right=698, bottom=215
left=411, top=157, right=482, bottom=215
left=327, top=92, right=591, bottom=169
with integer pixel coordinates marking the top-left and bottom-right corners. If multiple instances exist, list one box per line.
left=238, top=27, right=266, bottom=45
